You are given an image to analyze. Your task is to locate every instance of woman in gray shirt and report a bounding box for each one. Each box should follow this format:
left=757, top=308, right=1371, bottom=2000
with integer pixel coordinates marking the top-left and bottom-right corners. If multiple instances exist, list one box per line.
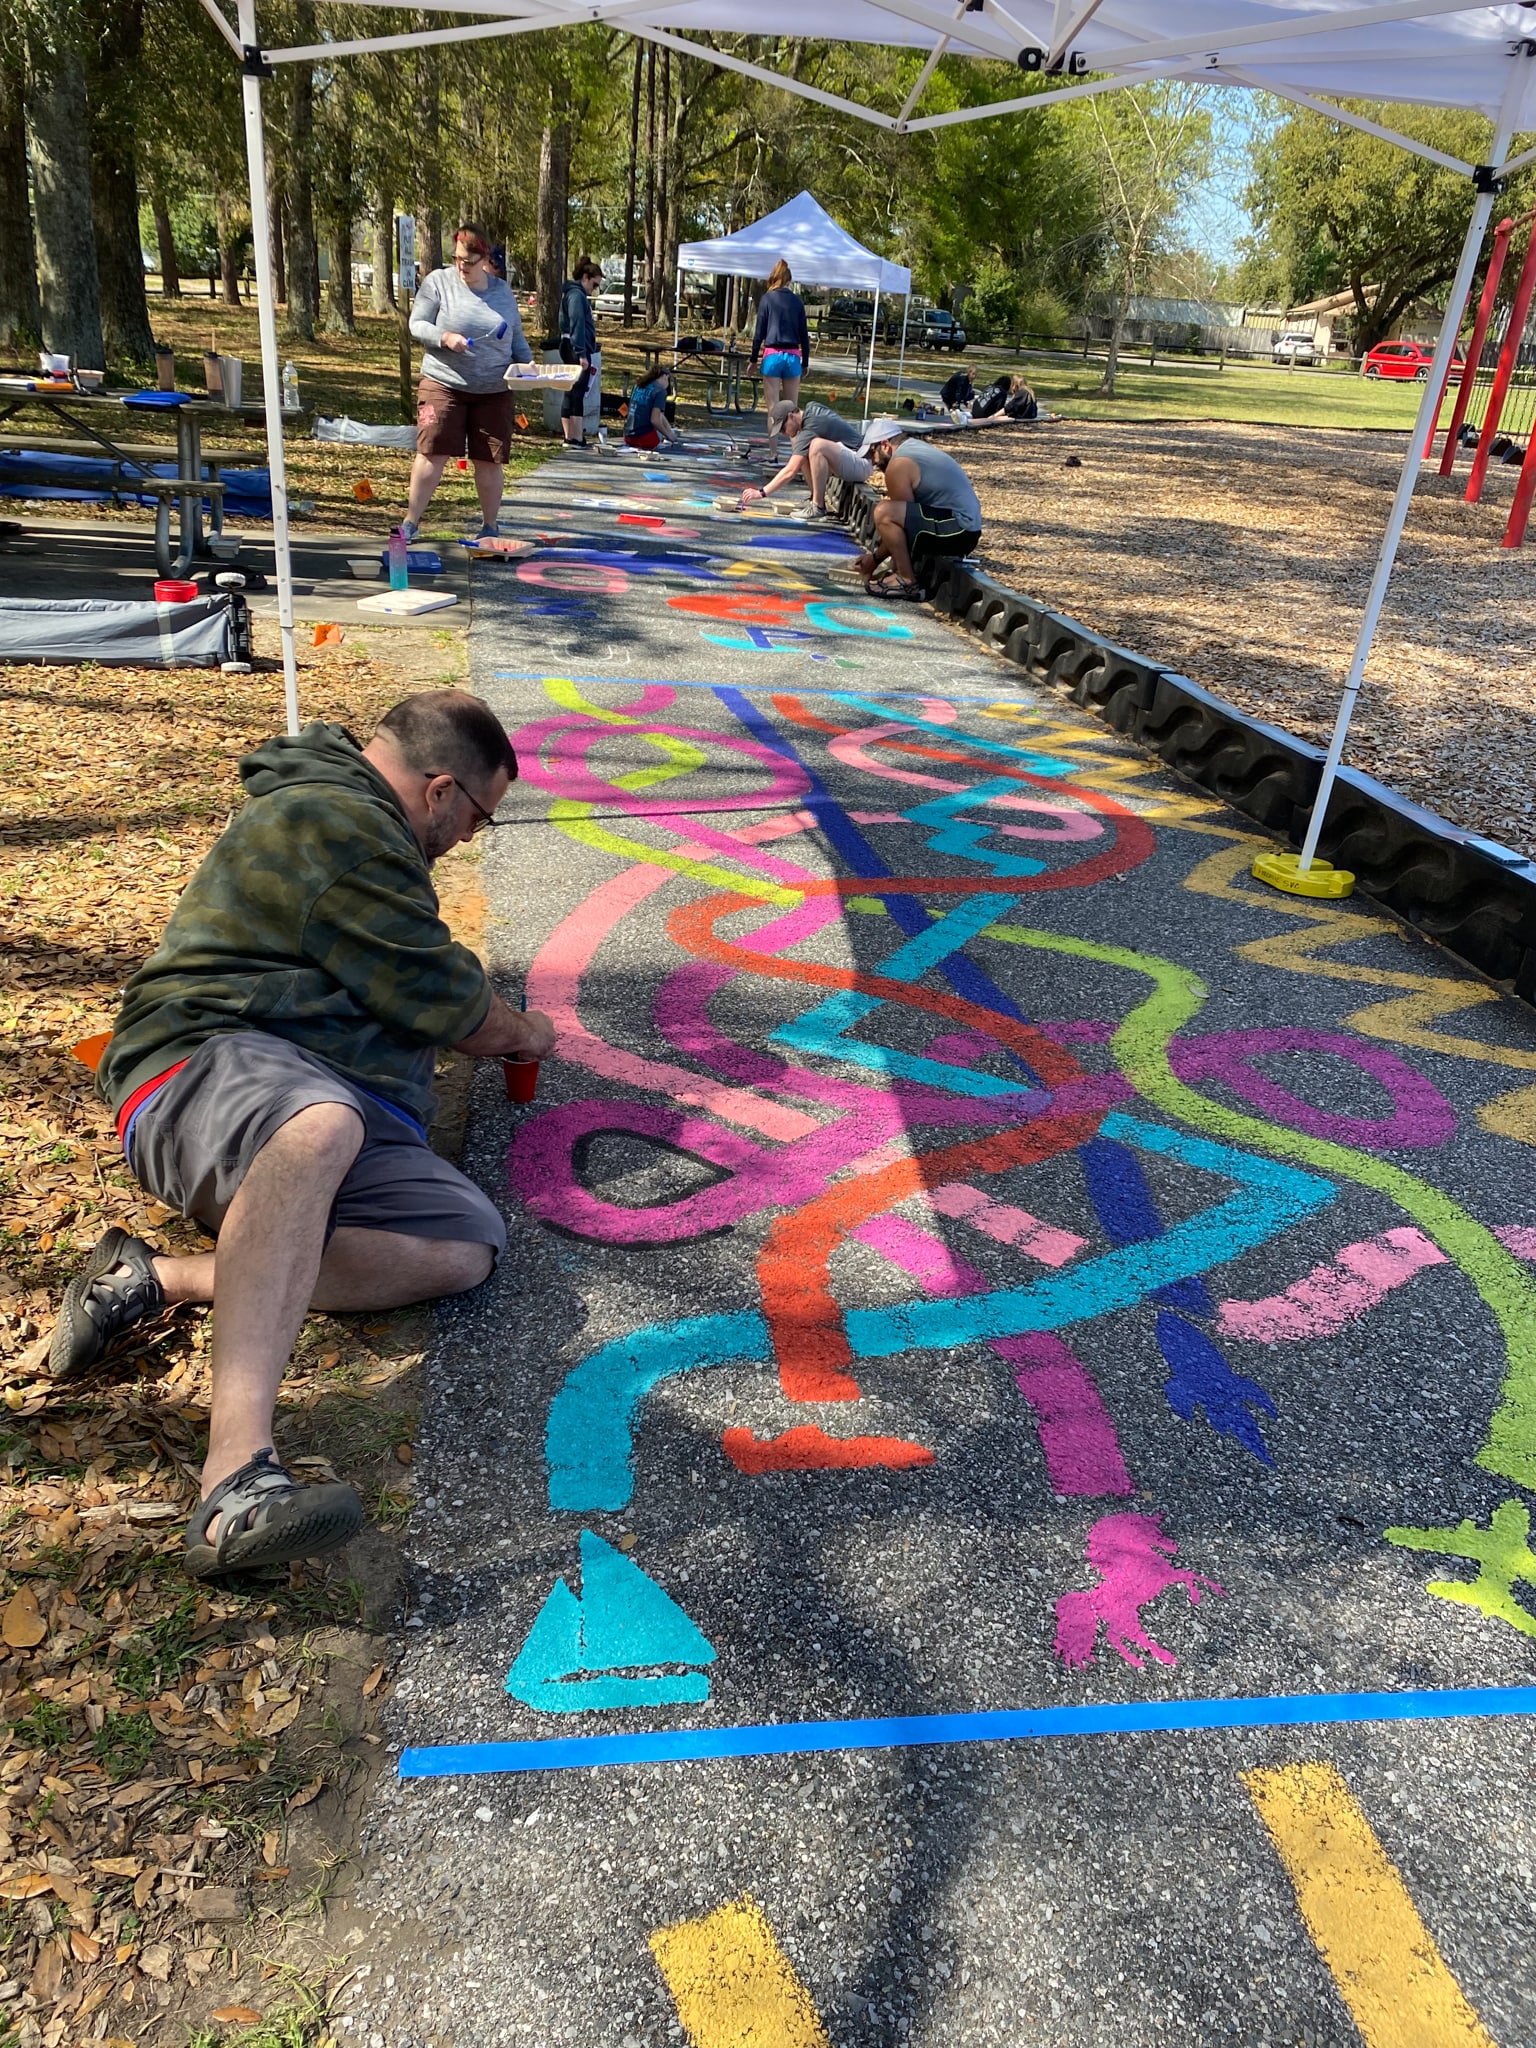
left=402, top=223, right=532, bottom=542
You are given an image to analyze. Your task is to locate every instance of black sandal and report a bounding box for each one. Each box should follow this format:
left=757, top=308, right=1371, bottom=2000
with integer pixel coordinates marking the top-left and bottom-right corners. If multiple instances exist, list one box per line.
left=865, top=575, right=924, bottom=602
left=48, top=1227, right=166, bottom=1380
left=184, top=1448, right=362, bottom=1580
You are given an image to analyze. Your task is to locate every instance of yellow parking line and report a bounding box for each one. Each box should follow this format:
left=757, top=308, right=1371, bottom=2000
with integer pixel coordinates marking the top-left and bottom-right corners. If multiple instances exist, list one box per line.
left=650, top=1894, right=830, bottom=2048
left=1243, top=1761, right=1496, bottom=2048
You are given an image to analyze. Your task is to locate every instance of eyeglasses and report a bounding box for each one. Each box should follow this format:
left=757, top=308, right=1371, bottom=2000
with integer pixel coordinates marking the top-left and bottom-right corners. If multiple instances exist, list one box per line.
left=428, top=771, right=508, bottom=833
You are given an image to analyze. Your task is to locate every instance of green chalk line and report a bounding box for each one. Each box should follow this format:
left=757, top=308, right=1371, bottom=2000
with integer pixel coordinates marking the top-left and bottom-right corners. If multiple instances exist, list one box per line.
left=986, top=922, right=1536, bottom=1490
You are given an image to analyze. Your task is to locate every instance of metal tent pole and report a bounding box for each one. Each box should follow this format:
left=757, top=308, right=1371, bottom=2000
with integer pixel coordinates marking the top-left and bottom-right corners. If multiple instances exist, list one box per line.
left=1281, top=69, right=1527, bottom=890
left=673, top=266, right=682, bottom=355
left=894, top=293, right=910, bottom=399
left=236, top=0, right=299, bottom=735
left=863, top=288, right=881, bottom=418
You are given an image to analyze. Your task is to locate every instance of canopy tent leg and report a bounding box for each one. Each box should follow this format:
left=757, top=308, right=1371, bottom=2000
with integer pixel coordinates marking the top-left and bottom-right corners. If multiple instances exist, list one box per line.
left=894, top=294, right=910, bottom=400
left=237, top=0, right=300, bottom=737
left=863, top=289, right=881, bottom=418
left=1264, top=68, right=1527, bottom=898
left=673, top=267, right=682, bottom=356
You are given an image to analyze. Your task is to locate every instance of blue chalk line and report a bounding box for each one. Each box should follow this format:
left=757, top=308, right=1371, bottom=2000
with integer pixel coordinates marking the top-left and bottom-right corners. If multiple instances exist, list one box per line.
left=398, top=1685, right=1536, bottom=1779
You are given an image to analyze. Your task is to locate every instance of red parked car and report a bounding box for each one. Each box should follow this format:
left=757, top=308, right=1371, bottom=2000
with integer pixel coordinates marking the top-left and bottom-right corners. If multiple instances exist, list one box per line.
left=1360, top=340, right=1464, bottom=382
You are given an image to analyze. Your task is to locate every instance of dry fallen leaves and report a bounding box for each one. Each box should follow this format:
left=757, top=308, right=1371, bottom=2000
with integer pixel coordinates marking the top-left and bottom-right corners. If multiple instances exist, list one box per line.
left=2, top=1586, right=47, bottom=1648
left=967, top=420, right=1536, bottom=858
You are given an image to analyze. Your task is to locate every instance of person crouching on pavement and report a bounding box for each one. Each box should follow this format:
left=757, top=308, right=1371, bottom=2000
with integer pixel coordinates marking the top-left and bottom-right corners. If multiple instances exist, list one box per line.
left=736, top=400, right=869, bottom=522
left=624, top=366, right=683, bottom=450
left=854, top=418, right=983, bottom=602
left=48, top=692, right=555, bottom=1580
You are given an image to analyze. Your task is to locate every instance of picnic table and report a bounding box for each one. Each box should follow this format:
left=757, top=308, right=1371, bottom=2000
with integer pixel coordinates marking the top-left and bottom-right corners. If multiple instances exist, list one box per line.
left=0, top=390, right=256, bottom=575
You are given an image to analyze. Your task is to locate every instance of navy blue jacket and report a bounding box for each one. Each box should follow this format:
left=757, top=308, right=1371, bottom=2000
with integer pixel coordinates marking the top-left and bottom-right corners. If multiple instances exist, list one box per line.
left=560, top=278, right=597, bottom=359
left=752, top=287, right=810, bottom=364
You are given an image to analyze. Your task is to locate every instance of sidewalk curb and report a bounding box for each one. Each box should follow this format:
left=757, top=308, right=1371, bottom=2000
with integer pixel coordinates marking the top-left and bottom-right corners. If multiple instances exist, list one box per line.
left=926, top=558, right=1536, bottom=1006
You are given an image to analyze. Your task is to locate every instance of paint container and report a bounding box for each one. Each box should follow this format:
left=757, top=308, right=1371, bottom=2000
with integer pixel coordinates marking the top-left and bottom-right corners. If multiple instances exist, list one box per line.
left=154, top=579, right=199, bottom=604
left=503, top=1058, right=539, bottom=1103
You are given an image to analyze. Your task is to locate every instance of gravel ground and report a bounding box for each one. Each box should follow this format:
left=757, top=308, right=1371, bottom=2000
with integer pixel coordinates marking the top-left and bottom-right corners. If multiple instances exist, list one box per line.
left=332, top=446, right=1536, bottom=2048
left=964, top=420, right=1536, bottom=858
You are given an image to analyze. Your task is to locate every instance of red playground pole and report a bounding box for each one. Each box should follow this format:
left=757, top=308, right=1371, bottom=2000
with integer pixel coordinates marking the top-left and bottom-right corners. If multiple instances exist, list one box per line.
left=1439, top=214, right=1514, bottom=473
left=1504, top=436, right=1536, bottom=547
left=1467, top=223, right=1536, bottom=503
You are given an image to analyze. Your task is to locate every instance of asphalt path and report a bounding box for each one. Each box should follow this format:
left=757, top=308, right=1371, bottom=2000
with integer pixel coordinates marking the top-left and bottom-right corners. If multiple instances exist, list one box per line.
left=338, top=440, right=1536, bottom=2048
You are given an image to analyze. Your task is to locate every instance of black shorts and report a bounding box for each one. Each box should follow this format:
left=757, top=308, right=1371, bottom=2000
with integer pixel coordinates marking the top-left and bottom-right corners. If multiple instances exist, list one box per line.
left=903, top=500, right=981, bottom=558
left=561, top=363, right=592, bottom=420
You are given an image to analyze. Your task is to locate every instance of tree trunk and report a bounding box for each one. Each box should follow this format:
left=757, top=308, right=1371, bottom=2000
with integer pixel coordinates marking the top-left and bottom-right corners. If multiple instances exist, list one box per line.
left=642, top=42, right=657, bottom=325
left=326, top=217, right=355, bottom=335
left=151, top=190, right=180, bottom=298
left=215, top=191, right=242, bottom=307
left=622, top=38, right=641, bottom=328
left=371, top=198, right=396, bottom=313
left=87, top=0, right=155, bottom=368
left=24, top=33, right=105, bottom=369
left=1099, top=287, right=1129, bottom=397
left=283, top=19, right=318, bottom=340
left=0, top=54, right=41, bottom=349
left=271, top=188, right=287, bottom=304
left=421, top=208, right=443, bottom=275
left=535, top=118, right=569, bottom=346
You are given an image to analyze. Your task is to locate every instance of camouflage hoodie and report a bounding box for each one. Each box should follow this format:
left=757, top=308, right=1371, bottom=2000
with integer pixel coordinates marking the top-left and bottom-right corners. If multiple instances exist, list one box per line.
left=99, top=721, right=491, bottom=1126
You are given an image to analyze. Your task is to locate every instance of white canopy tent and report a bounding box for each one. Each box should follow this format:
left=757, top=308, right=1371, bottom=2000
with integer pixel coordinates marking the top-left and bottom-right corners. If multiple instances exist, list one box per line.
left=212, top=0, right=1536, bottom=881
left=676, top=190, right=913, bottom=417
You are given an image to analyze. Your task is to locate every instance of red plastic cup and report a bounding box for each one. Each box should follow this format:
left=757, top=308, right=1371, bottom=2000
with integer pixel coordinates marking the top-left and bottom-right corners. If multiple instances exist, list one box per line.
left=503, top=1057, right=540, bottom=1103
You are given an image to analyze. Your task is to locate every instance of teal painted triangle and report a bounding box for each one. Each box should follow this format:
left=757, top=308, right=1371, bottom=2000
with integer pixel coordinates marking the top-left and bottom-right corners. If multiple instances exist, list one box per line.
left=505, top=1533, right=716, bottom=1715
left=576, top=1532, right=717, bottom=1672
left=505, top=1576, right=583, bottom=1703
left=519, top=1669, right=711, bottom=1715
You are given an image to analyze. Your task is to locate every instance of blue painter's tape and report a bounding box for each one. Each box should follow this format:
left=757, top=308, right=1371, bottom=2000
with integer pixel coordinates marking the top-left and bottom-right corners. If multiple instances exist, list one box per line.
left=398, top=1685, right=1536, bottom=1778
left=546, top=1311, right=770, bottom=1511
left=844, top=1113, right=1336, bottom=1359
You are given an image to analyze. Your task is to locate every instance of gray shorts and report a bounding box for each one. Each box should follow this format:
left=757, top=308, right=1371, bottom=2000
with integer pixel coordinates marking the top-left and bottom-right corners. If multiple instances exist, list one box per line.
left=125, top=1033, right=506, bottom=1257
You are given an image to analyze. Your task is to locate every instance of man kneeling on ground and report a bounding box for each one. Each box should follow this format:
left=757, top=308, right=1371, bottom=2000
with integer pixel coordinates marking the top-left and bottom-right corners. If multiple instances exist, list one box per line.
left=48, top=691, right=555, bottom=1580
left=854, top=418, right=983, bottom=602
left=738, top=400, right=869, bottom=521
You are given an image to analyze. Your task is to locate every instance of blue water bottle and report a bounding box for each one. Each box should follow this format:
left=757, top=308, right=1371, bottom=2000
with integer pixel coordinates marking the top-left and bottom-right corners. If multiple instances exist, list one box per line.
left=388, top=527, right=409, bottom=591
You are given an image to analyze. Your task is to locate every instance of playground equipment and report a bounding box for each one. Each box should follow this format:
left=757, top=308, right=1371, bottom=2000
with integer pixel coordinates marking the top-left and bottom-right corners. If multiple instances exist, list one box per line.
left=1433, top=209, right=1536, bottom=547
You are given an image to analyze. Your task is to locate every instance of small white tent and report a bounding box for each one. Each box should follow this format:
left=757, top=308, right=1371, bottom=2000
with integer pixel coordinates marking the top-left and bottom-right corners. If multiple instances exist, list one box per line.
left=676, top=192, right=913, bottom=417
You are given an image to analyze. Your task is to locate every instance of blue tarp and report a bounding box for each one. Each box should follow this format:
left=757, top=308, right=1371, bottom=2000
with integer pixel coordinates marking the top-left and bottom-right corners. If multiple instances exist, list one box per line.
left=0, top=451, right=273, bottom=516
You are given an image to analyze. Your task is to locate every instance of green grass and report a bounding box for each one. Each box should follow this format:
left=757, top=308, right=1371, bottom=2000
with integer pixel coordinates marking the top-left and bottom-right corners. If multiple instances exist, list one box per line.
left=962, top=347, right=1434, bottom=430
left=91, top=1708, right=158, bottom=1783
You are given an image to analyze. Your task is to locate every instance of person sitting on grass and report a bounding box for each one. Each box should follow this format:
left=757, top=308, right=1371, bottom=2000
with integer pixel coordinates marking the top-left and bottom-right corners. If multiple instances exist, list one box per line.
left=47, top=692, right=555, bottom=1582
left=853, top=419, right=983, bottom=602
left=736, top=399, right=868, bottom=522
left=624, top=367, right=683, bottom=450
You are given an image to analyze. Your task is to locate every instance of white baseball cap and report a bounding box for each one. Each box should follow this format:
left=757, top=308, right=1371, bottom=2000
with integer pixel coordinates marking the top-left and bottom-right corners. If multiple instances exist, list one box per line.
left=859, top=417, right=908, bottom=455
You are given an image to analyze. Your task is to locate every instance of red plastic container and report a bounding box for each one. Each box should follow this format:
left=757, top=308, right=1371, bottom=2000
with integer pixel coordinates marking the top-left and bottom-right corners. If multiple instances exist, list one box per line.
left=503, top=1058, right=540, bottom=1103
left=154, top=579, right=199, bottom=604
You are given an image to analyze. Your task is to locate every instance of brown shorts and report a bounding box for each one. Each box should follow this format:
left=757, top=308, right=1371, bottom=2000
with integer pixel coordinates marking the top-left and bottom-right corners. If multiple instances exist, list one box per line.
left=416, top=378, right=514, bottom=463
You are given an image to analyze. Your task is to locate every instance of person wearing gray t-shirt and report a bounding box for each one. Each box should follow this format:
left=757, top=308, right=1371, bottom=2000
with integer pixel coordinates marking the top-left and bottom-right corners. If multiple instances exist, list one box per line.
left=854, top=420, right=983, bottom=598
left=737, top=401, right=871, bottom=521
left=402, top=223, right=533, bottom=543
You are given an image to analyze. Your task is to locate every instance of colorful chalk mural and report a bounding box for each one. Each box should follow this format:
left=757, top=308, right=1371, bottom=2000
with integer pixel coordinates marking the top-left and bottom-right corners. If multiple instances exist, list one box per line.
left=493, top=662, right=1536, bottom=1714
